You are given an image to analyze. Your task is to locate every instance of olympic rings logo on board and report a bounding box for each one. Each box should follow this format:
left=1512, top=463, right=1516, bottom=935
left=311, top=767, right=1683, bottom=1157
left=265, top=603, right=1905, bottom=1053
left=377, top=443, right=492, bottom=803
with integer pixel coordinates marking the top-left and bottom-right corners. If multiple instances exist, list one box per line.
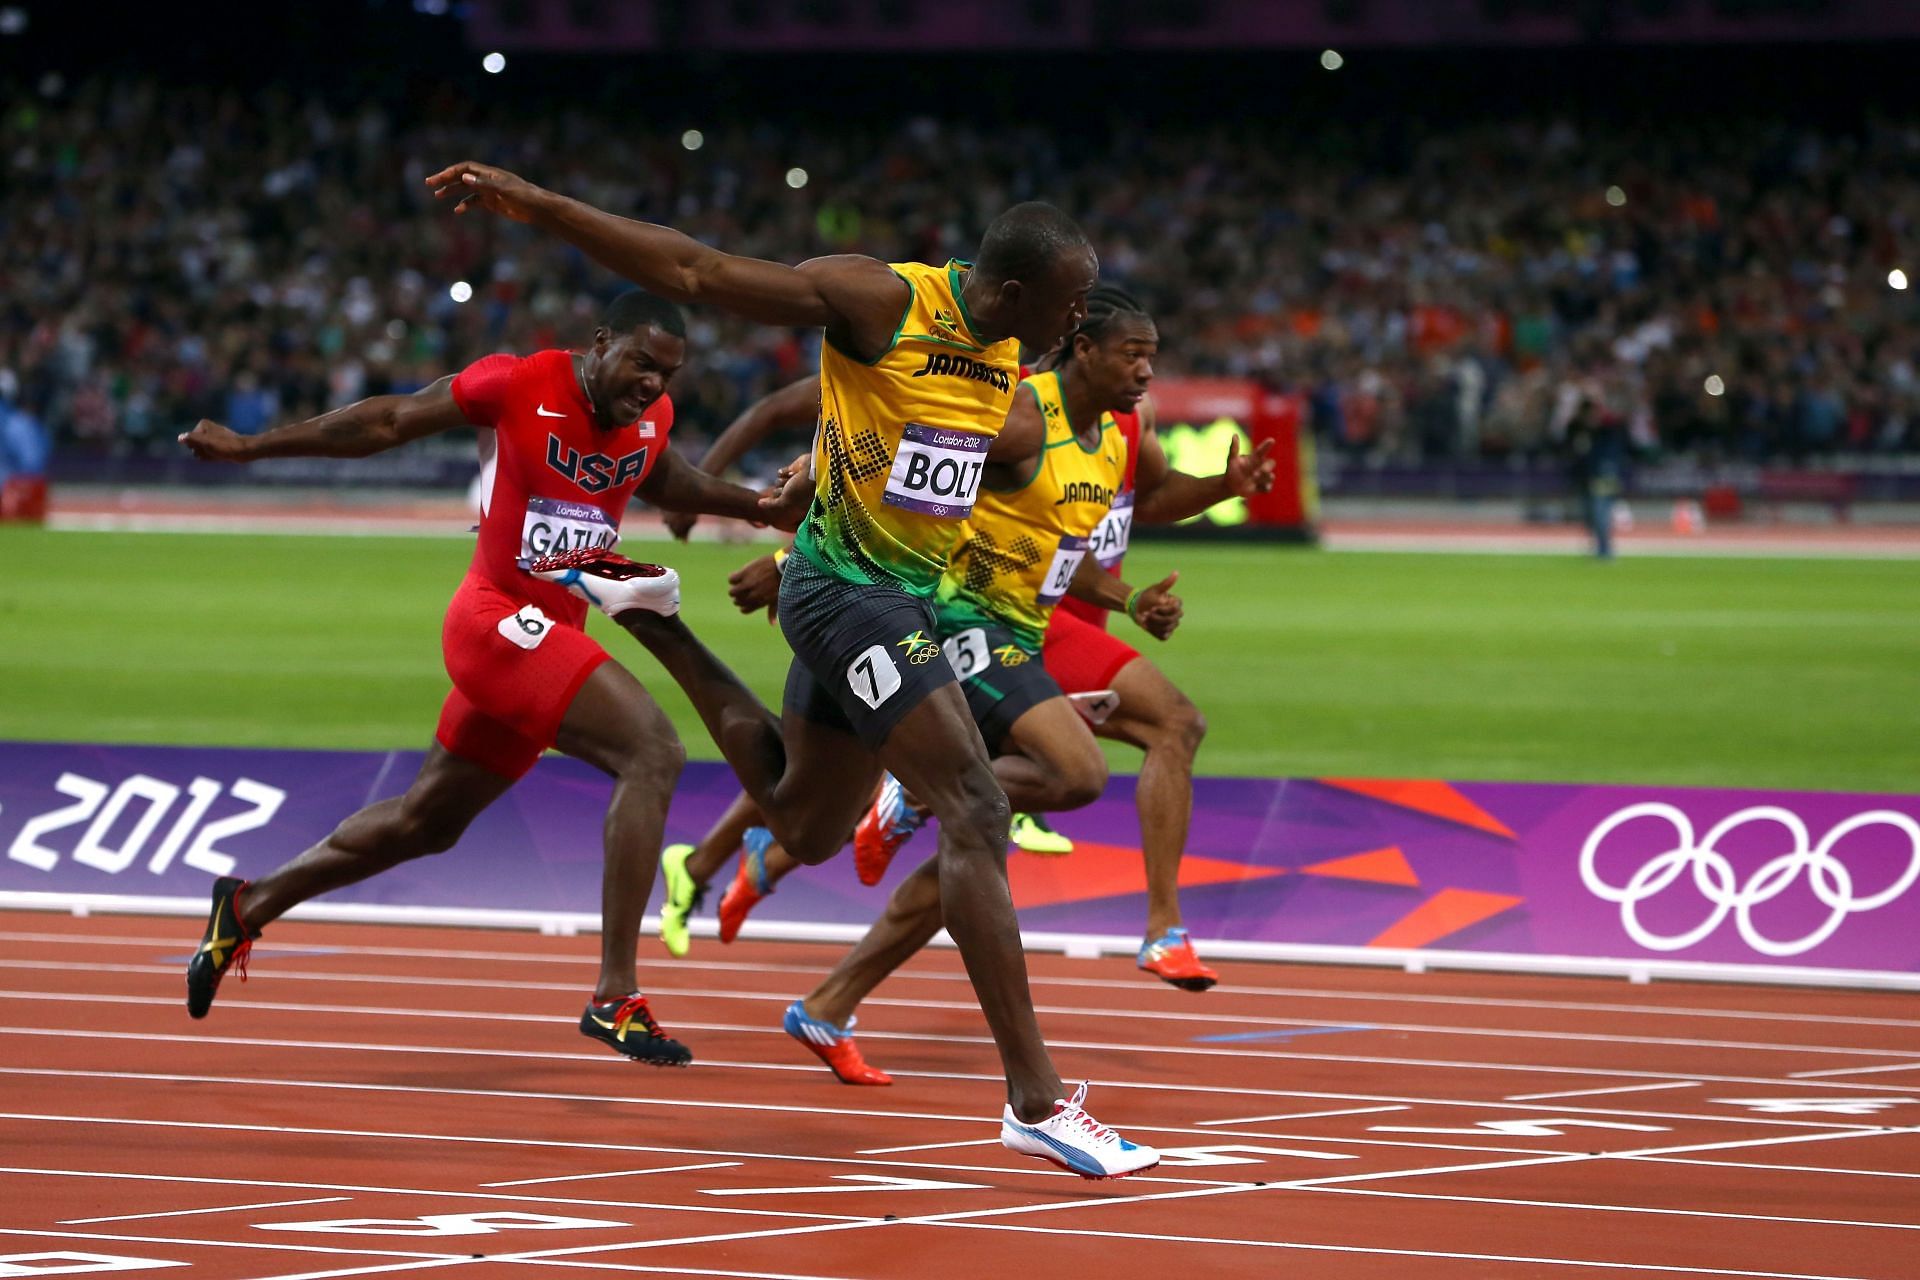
left=1578, top=803, right=1920, bottom=957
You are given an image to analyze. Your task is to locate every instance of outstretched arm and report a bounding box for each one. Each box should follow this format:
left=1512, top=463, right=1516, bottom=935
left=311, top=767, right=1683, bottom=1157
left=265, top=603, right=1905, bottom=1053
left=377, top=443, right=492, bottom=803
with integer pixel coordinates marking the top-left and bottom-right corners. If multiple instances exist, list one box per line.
left=1131, top=406, right=1277, bottom=525
left=697, top=375, right=821, bottom=477
left=426, top=162, right=908, bottom=360
left=178, top=376, right=469, bottom=463
left=639, top=447, right=804, bottom=532
left=665, top=375, right=822, bottom=540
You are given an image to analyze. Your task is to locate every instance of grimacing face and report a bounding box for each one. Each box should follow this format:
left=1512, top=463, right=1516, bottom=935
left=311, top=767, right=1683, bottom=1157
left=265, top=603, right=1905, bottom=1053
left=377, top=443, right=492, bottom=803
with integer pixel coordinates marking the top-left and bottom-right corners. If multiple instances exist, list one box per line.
left=588, top=325, right=686, bottom=426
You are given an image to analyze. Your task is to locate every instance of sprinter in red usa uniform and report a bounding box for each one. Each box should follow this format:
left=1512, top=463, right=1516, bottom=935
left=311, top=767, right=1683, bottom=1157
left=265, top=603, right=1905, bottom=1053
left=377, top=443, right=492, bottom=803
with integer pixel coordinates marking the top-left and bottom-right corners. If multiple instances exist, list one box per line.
left=176, top=290, right=800, bottom=1064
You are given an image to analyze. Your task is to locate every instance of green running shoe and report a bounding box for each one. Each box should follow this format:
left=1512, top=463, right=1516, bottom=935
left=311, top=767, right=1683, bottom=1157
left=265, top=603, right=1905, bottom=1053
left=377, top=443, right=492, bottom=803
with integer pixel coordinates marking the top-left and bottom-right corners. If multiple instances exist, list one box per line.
left=1010, top=812, right=1074, bottom=856
left=658, top=843, right=700, bottom=958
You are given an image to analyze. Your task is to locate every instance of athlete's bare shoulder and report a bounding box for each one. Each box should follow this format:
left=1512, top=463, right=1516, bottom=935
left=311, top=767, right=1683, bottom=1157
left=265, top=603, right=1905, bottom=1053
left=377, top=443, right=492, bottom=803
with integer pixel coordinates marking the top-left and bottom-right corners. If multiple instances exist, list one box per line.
left=797, top=255, right=913, bottom=363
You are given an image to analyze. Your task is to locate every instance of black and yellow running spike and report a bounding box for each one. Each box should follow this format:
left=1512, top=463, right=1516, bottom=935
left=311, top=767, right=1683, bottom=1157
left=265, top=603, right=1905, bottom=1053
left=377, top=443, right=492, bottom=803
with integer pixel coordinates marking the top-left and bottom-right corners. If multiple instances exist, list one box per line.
left=580, top=993, right=692, bottom=1066
left=185, top=877, right=258, bottom=1019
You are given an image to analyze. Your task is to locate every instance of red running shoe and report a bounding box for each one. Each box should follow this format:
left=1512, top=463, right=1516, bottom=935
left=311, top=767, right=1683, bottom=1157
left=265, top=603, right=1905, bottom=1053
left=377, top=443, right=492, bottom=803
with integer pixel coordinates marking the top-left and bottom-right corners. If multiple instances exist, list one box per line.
left=783, top=1000, right=891, bottom=1085
left=717, top=827, right=776, bottom=944
left=852, top=772, right=923, bottom=886
left=1137, top=927, right=1219, bottom=992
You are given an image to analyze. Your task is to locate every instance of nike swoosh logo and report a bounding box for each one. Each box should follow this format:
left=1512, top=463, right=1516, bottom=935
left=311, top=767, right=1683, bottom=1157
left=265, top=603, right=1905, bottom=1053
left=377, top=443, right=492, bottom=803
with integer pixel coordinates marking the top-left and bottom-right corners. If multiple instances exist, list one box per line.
left=536, top=404, right=566, bottom=418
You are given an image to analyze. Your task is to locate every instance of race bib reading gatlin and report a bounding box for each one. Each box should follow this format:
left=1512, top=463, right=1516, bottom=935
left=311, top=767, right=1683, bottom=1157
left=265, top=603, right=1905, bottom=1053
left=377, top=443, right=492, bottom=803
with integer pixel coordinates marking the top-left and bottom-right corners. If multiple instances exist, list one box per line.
left=518, top=497, right=618, bottom=565
left=882, top=424, right=989, bottom=519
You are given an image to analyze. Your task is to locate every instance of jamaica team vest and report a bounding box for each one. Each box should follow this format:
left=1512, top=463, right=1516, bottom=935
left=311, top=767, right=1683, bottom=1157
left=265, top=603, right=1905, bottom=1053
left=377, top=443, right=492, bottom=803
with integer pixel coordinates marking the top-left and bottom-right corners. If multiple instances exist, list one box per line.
left=936, top=369, right=1130, bottom=648
left=795, top=259, right=1021, bottom=596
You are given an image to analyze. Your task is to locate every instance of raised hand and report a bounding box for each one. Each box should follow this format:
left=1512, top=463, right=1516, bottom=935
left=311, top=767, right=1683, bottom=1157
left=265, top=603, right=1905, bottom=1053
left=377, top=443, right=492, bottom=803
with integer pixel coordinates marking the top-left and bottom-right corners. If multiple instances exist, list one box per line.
left=177, top=420, right=252, bottom=463
left=425, top=162, right=550, bottom=223
left=1224, top=436, right=1277, bottom=497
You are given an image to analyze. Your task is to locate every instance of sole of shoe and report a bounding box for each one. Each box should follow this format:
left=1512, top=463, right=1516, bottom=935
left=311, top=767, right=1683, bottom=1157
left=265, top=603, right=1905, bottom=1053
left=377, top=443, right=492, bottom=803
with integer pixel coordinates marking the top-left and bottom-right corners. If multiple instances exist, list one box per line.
left=1005, top=1147, right=1160, bottom=1180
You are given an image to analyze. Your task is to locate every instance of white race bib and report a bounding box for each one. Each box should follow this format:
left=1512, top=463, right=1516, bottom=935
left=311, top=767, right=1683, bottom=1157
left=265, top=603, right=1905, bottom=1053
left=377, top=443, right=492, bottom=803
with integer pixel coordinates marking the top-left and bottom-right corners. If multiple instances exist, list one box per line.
left=881, top=423, right=989, bottom=519
left=519, top=497, right=618, bottom=566
left=1088, top=491, right=1134, bottom=569
left=1036, top=535, right=1090, bottom=606
left=497, top=604, right=554, bottom=651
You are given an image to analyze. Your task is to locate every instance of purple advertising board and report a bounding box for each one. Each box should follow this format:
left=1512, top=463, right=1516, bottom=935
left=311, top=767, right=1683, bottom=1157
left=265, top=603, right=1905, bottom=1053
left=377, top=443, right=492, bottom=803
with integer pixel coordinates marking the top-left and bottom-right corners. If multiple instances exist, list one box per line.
left=2, top=742, right=1917, bottom=984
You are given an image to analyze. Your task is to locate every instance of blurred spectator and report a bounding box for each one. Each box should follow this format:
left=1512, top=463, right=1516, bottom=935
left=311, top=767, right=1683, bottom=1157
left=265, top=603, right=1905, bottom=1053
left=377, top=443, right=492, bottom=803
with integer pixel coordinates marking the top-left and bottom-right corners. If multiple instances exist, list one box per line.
left=7, top=76, right=1920, bottom=470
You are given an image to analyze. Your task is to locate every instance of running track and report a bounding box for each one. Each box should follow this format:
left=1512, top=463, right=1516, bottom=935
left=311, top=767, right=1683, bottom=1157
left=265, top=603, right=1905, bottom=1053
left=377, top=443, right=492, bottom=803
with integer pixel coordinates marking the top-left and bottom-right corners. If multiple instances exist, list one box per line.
left=2, top=911, right=1919, bottom=1279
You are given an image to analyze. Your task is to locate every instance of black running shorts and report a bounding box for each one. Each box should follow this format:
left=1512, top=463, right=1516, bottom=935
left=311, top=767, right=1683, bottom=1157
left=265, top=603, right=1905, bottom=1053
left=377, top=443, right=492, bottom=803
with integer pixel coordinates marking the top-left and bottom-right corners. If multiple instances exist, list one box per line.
left=935, top=619, right=1062, bottom=754
left=778, top=548, right=958, bottom=750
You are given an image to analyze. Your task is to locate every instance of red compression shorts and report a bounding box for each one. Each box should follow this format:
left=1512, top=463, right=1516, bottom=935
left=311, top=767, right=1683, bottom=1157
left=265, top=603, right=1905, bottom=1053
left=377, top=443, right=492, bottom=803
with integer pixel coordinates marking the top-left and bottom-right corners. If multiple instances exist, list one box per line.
left=1042, top=606, right=1142, bottom=696
left=435, top=575, right=610, bottom=780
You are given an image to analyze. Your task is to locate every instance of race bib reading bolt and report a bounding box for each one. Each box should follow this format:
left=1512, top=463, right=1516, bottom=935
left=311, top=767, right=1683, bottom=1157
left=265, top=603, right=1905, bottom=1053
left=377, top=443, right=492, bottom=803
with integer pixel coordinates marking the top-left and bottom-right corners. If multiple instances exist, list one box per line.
left=881, top=424, right=990, bottom=519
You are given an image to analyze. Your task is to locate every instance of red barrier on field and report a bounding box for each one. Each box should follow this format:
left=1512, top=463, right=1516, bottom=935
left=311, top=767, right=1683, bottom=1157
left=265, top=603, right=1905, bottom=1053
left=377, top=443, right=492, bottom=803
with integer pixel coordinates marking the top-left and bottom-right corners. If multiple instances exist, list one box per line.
left=1150, top=377, right=1315, bottom=534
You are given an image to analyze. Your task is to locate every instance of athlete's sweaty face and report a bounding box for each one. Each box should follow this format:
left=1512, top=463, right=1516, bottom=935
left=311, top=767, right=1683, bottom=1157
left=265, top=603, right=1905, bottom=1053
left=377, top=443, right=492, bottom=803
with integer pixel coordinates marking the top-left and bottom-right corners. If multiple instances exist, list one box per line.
left=586, top=325, right=686, bottom=427
left=1012, top=246, right=1100, bottom=353
left=1080, top=317, right=1158, bottom=414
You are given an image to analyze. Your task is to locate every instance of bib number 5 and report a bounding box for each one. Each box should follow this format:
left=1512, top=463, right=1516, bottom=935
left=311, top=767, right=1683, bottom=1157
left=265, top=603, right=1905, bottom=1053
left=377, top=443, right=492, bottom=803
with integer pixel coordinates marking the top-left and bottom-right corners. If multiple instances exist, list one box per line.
left=941, top=628, right=990, bottom=681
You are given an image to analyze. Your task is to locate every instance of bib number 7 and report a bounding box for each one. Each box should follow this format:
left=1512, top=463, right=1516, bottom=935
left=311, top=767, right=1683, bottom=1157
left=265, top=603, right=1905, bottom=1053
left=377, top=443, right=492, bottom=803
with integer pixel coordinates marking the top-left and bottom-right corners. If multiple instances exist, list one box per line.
left=847, top=645, right=904, bottom=711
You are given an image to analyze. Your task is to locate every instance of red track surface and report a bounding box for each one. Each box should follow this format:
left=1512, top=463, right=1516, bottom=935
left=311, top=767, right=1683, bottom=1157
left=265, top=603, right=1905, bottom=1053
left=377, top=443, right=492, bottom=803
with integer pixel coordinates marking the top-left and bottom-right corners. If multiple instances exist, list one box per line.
left=2, top=910, right=1918, bottom=1279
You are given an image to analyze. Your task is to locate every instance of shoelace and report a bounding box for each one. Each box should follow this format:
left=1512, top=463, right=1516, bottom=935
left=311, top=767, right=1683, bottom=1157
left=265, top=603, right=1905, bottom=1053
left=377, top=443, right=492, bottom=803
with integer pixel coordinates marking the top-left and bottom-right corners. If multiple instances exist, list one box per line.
left=228, top=937, right=253, bottom=985
left=607, top=994, right=666, bottom=1039
left=1053, top=1082, right=1118, bottom=1144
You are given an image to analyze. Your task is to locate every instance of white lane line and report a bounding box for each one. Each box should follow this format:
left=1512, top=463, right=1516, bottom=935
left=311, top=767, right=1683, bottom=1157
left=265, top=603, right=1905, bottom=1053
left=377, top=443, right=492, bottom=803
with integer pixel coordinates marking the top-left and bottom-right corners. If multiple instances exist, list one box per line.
left=217, top=1260, right=473, bottom=1280
left=1789, top=1061, right=1920, bottom=1079
left=12, top=929, right=1920, bottom=1035
left=0, top=1225, right=453, bottom=1262
left=1197, top=1106, right=1408, bottom=1126
left=3, top=1062, right=1899, bottom=1139
left=1304, top=1184, right=1920, bottom=1233
left=1506, top=1082, right=1703, bottom=1102
left=1, top=1063, right=1897, bottom=1135
left=856, top=1139, right=999, bottom=1155
left=6, top=960, right=1910, bottom=1061
left=517, top=1262, right=862, bottom=1280
left=0, top=1109, right=1565, bottom=1168
left=0, top=1117, right=1241, bottom=1190
left=484, top=1163, right=742, bottom=1187
left=924, top=1220, right=1872, bottom=1279
left=471, top=1129, right=1917, bottom=1268
left=1627, top=1155, right=1920, bottom=1182
left=14, top=928, right=1920, bottom=1031
left=62, top=1194, right=350, bottom=1224
left=0, top=1167, right=871, bottom=1222
left=8, top=1006, right=1917, bottom=1107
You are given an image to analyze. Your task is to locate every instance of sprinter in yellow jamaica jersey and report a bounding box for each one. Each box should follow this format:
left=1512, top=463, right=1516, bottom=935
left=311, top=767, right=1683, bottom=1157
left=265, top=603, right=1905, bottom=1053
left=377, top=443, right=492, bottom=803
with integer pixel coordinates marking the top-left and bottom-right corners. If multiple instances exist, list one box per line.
left=429, top=161, right=1159, bottom=1177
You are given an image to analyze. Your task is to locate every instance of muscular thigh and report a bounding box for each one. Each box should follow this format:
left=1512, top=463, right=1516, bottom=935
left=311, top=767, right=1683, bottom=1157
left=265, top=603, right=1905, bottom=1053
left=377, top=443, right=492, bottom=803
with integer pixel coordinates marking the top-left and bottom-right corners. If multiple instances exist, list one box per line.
left=777, top=550, right=956, bottom=751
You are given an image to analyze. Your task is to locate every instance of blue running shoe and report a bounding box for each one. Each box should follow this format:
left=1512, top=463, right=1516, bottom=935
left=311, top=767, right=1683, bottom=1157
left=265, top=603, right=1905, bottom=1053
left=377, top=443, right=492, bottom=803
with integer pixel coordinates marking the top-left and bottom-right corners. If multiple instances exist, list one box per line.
left=782, top=999, right=891, bottom=1085
left=1000, top=1082, right=1159, bottom=1179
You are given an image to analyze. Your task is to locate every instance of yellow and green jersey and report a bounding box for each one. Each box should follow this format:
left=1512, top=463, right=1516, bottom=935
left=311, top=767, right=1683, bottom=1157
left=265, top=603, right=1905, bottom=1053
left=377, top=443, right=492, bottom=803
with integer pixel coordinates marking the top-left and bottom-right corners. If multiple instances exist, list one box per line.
left=935, top=369, right=1131, bottom=648
left=793, top=259, right=1022, bottom=596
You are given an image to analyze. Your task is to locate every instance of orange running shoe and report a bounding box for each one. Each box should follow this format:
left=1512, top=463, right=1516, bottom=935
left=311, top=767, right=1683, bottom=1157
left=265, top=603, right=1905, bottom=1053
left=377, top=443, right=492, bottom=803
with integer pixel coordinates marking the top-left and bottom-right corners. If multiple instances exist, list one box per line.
left=717, top=827, right=775, bottom=945
left=852, top=773, right=924, bottom=886
left=1137, top=926, right=1219, bottom=992
left=783, top=1000, right=891, bottom=1085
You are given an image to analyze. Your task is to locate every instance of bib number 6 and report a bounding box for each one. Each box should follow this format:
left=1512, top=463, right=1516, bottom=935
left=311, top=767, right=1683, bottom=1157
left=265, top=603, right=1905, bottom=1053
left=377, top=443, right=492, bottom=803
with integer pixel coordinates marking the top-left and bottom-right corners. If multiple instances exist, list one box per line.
left=941, top=628, right=990, bottom=681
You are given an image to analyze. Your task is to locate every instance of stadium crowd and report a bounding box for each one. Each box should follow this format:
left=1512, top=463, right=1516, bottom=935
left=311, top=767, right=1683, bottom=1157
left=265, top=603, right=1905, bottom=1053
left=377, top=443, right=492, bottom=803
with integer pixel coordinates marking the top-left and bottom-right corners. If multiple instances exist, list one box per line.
left=6, top=74, right=1920, bottom=469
